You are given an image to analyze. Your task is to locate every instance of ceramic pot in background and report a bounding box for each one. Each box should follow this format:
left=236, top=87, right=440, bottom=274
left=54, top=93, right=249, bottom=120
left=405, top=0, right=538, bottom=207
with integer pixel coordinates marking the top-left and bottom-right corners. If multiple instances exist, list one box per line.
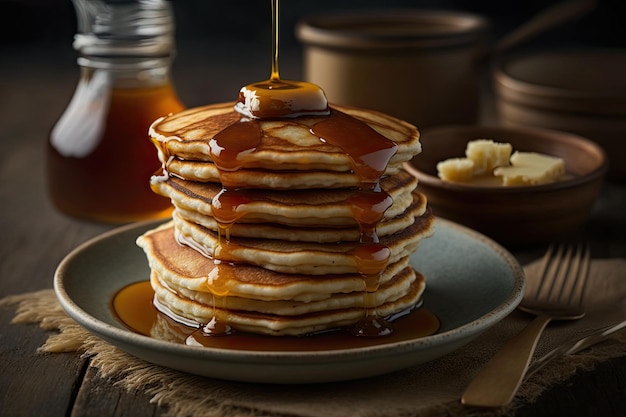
left=295, top=9, right=490, bottom=129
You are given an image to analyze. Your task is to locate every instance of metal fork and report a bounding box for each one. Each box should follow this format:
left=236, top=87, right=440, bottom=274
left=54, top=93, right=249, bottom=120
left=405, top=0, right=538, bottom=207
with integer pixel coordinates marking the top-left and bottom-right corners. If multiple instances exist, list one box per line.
left=461, top=242, right=591, bottom=408
left=526, top=319, right=626, bottom=379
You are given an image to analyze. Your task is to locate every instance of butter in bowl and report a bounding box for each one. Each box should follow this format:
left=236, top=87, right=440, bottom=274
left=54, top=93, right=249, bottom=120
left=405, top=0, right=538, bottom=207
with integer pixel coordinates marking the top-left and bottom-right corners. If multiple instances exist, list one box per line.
left=404, top=125, right=608, bottom=245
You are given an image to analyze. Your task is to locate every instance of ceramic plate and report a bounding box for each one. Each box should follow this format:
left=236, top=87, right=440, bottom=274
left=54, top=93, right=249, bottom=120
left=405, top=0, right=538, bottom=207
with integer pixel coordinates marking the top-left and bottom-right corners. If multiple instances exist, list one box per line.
left=54, top=218, right=524, bottom=384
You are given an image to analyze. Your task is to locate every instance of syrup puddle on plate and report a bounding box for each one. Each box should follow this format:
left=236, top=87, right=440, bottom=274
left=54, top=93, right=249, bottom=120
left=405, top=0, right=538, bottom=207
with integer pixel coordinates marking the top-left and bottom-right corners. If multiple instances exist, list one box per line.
left=111, top=280, right=440, bottom=352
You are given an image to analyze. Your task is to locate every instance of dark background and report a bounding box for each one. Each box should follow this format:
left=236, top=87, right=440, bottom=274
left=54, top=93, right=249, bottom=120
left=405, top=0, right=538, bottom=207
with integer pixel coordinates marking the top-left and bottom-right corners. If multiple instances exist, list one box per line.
left=2, top=0, right=623, bottom=46
left=1, top=0, right=624, bottom=107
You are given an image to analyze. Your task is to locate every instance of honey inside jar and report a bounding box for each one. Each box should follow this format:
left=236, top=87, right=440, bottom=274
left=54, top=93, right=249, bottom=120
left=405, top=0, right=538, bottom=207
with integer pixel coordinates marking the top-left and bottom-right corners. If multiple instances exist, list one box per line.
left=47, top=75, right=184, bottom=223
left=46, top=0, right=184, bottom=223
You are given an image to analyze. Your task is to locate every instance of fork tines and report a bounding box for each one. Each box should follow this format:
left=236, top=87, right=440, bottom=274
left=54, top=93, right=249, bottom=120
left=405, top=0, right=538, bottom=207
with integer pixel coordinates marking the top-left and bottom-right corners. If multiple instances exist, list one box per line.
left=533, top=242, right=591, bottom=306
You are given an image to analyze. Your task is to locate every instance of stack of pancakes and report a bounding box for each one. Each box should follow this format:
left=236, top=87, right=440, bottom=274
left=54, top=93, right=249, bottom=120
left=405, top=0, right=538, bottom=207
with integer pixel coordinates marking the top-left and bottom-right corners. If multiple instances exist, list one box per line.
left=137, top=102, right=434, bottom=336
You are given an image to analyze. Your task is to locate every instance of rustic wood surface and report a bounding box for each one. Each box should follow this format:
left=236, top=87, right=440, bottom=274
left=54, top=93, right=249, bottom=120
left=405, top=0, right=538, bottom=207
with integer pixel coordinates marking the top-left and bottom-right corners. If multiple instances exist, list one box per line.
left=1, top=35, right=625, bottom=417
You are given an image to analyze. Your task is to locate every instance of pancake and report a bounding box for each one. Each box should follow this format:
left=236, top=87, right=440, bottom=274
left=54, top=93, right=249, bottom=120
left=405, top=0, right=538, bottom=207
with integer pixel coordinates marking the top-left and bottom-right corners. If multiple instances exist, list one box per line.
left=137, top=98, right=432, bottom=337
left=149, top=102, right=420, bottom=188
left=150, top=270, right=425, bottom=336
left=152, top=264, right=417, bottom=316
left=137, top=222, right=413, bottom=302
left=159, top=158, right=408, bottom=189
left=150, top=169, right=419, bottom=229
left=172, top=191, right=427, bottom=243
left=138, top=223, right=426, bottom=336
left=171, top=204, right=434, bottom=275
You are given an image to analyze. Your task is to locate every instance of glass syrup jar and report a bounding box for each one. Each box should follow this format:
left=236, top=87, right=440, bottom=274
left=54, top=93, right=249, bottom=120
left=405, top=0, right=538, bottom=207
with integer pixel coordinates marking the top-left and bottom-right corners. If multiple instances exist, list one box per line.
left=47, top=0, right=184, bottom=223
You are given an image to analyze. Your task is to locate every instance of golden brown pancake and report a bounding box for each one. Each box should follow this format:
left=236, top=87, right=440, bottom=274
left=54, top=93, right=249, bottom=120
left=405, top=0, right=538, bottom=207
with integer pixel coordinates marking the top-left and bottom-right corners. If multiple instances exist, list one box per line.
left=137, top=223, right=426, bottom=336
left=172, top=191, right=427, bottom=243
left=150, top=271, right=425, bottom=336
left=138, top=100, right=431, bottom=337
left=138, top=222, right=415, bottom=301
left=171, top=205, right=434, bottom=275
left=150, top=169, right=420, bottom=230
left=149, top=102, right=421, bottom=188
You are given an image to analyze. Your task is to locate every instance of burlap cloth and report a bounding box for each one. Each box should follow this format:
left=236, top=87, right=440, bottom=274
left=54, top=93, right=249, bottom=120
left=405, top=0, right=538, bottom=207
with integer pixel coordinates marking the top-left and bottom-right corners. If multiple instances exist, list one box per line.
left=2, top=258, right=625, bottom=417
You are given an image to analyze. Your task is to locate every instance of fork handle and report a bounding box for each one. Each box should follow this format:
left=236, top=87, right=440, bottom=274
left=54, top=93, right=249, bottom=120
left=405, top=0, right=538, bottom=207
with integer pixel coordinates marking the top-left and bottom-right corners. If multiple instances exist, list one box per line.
left=461, top=315, right=552, bottom=408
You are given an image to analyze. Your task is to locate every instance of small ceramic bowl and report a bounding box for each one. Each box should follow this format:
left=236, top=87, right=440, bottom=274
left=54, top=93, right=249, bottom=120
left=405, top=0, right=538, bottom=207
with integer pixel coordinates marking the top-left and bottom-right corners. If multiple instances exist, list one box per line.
left=404, top=125, right=608, bottom=245
left=493, top=48, right=626, bottom=181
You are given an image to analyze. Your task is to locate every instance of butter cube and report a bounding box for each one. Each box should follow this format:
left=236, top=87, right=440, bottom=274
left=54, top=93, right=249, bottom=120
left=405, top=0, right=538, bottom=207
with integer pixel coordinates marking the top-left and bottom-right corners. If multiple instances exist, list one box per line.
left=465, top=139, right=512, bottom=175
left=437, top=158, right=475, bottom=182
left=494, top=151, right=565, bottom=186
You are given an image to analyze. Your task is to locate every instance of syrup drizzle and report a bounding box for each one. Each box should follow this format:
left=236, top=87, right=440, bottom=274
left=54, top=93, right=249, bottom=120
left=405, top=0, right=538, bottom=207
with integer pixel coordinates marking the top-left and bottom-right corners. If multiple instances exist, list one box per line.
left=207, top=113, right=398, bottom=336
left=144, top=0, right=412, bottom=339
left=113, top=280, right=440, bottom=350
left=271, top=0, right=280, bottom=82
left=311, top=110, right=398, bottom=184
left=233, top=0, right=328, bottom=120
left=200, top=266, right=233, bottom=336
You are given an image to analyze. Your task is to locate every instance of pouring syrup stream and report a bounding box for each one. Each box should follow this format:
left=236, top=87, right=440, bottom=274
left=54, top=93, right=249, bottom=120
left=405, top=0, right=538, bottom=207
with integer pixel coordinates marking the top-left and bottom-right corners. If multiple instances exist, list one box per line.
left=114, top=0, right=435, bottom=344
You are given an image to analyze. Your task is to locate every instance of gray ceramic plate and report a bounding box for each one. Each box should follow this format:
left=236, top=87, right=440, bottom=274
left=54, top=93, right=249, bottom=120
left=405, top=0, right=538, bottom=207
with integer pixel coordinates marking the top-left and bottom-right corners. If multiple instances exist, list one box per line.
left=54, top=218, right=524, bottom=384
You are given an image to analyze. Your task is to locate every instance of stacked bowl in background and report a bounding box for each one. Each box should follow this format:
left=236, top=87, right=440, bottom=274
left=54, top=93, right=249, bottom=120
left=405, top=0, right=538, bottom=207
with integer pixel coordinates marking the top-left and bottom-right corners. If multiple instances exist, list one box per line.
left=493, top=49, right=626, bottom=181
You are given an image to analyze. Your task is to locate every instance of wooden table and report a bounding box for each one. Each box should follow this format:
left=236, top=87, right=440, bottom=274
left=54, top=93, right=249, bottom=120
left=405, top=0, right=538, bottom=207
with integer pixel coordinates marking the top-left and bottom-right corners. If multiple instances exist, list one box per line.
left=1, top=36, right=625, bottom=417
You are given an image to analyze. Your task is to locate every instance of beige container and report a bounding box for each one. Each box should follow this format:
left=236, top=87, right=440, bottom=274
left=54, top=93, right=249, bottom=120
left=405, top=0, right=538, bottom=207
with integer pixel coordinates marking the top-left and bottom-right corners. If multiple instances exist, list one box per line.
left=295, top=9, right=489, bottom=129
left=493, top=49, right=626, bottom=181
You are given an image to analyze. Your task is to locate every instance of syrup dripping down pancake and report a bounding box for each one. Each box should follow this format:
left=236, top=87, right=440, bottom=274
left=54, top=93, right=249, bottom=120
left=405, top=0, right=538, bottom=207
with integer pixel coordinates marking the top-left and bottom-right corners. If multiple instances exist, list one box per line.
left=150, top=265, right=418, bottom=316
left=150, top=103, right=420, bottom=188
left=172, top=191, right=427, bottom=243
left=137, top=96, right=432, bottom=337
left=138, top=222, right=414, bottom=301
left=150, top=271, right=425, bottom=336
left=150, top=169, right=421, bottom=231
left=138, top=224, right=425, bottom=336
left=170, top=205, right=434, bottom=275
